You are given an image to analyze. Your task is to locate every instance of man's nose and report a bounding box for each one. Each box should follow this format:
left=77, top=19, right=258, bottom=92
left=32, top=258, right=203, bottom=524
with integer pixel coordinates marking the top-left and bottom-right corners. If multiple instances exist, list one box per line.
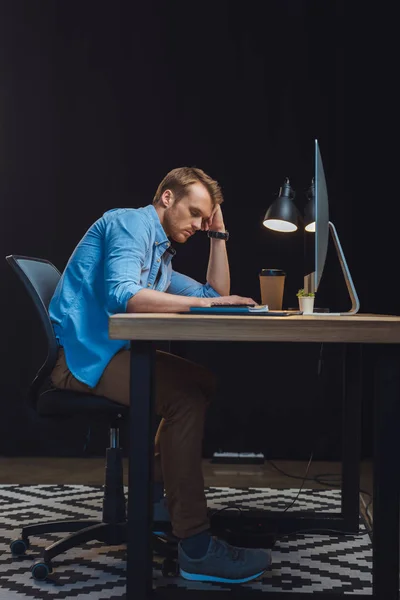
left=192, top=218, right=202, bottom=231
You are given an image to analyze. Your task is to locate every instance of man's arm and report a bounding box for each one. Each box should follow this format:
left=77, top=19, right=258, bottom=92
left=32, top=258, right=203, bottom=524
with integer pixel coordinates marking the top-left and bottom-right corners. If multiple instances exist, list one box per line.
left=204, top=205, right=230, bottom=296
left=127, top=288, right=210, bottom=313
left=128, top=287, right=255, bottom=312
left=104, top=212, right=213, bottom=314
left=105, top=205, right=253, bottom=314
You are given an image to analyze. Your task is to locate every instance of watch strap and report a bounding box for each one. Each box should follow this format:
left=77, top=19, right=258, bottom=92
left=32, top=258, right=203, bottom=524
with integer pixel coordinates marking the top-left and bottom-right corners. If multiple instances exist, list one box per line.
left=207, top=230, right=229, bottom=241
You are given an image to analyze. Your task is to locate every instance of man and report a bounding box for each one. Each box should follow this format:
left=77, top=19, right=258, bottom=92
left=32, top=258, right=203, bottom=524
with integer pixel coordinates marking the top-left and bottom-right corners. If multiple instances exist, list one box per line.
left=49, top=167, right=272, bottom=584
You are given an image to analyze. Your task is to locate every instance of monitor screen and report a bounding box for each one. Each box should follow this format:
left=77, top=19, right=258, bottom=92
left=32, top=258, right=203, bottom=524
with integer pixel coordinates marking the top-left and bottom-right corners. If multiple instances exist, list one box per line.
left=305, top=140, right=359, bottom=314
left=315, top=139, right=330, bottom=291
left=304, top=139, right=330, bottom=293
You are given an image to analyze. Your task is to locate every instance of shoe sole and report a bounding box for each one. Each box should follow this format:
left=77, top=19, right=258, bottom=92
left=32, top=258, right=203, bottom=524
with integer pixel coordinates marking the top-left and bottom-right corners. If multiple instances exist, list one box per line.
left=179, top=567, right=267, bottom=584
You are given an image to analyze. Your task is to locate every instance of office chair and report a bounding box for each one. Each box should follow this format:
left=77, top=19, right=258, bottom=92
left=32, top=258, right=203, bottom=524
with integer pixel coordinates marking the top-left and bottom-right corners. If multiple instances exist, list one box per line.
left=6, top=255, right=178, bottom=580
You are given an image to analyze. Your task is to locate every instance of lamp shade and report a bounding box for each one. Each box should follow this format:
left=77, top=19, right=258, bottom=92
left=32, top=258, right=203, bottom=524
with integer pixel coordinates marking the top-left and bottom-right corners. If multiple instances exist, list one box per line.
left=263, top=179, right=299, bottom=232
left=304, top=180, right=315, bottom=232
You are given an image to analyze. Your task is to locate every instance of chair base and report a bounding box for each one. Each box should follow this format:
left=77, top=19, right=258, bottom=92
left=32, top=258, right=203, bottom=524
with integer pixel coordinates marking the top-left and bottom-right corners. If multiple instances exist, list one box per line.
left=18, top=520, right=177, bottom=563
left=42, top=521, right=127, bottom=561
left=12, top=428, right=178, bottom=573
left=21, top=520, right=101, bottom=537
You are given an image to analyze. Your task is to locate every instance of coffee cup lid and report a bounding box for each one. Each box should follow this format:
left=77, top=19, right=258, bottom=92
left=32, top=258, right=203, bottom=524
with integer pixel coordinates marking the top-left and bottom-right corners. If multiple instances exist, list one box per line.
left=259, top=269, right=286, bottom=276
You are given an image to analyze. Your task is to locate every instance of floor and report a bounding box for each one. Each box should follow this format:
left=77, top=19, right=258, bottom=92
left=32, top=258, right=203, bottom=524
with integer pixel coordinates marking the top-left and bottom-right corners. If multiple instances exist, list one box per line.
left=0, top=485, right=373, bottom=597
left=0, top=457, right=373, bottom=526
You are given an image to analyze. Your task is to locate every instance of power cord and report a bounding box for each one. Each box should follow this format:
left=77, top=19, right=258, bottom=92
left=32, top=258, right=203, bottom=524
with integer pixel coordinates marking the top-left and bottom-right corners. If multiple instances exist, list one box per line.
left=281, top=452, right=314, bottom=512
left=210, top=343, right=373, bottom=539
left=267, top=460, right=372, bottom=511
left=210, top=344, right=324, bottom=522
left=271, top=342, right=372, bottom=517
left=266, top=461, right=373, bottom=538
left=273, top=342, right=324, bottom=512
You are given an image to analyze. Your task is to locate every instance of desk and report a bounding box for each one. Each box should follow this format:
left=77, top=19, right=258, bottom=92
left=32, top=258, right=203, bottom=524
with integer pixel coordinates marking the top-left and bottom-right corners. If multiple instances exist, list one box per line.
left=109, top=314, right=400, bottom=599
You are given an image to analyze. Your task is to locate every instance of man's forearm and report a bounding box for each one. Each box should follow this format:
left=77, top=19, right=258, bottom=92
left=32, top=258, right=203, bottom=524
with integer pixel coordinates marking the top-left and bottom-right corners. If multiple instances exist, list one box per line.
left=127, top=288, right=210, bottom=313
left=206, top=237, right=230, bottom=296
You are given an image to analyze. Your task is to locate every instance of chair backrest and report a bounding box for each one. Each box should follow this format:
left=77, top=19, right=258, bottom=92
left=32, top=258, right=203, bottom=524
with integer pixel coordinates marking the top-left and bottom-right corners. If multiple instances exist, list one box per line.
left=6, top=255, right=61, bottom=397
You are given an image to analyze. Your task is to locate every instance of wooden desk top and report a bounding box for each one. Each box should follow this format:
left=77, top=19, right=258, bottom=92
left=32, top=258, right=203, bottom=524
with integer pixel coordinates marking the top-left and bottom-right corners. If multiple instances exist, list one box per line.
left=109, top=313, right=400, bottom=344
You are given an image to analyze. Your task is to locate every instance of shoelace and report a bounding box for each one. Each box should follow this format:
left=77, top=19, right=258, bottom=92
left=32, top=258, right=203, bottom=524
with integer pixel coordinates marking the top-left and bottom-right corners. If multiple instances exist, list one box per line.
left=214, top=538, right=242, bottom=561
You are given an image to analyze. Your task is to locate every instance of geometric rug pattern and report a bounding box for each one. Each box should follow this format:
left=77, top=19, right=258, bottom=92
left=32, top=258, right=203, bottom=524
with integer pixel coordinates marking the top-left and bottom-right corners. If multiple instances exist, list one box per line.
left=0, top=485, right=372, bottom=598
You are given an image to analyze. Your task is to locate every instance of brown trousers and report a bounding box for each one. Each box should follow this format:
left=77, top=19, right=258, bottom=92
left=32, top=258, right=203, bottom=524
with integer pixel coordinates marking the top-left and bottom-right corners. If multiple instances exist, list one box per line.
left=50, top=347, right=216, bottom=539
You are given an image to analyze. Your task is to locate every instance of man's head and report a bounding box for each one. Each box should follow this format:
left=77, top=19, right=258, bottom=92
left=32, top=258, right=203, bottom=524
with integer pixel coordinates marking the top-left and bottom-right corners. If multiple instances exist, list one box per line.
left=153, top=167, right=223, bottom=243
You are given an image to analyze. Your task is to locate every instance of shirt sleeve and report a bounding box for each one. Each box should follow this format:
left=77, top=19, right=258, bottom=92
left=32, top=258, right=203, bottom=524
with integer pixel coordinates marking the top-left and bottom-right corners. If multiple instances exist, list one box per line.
left=166, top=269, right=221, bottom=298
left=104, top=212, right=150, bottom=313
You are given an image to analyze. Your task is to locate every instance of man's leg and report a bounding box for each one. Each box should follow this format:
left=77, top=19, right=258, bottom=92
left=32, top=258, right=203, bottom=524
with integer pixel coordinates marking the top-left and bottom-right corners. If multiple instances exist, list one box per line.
left=51, top=347, right=216, bottom=539
left=150, top=351, right=216, bottom=539
left=51, top=347, right=273, bottom=582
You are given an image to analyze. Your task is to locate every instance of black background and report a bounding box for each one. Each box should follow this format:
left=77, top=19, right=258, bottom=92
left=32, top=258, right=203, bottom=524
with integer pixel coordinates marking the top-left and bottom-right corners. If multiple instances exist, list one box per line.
left=0, top=1, right=395, bottom=461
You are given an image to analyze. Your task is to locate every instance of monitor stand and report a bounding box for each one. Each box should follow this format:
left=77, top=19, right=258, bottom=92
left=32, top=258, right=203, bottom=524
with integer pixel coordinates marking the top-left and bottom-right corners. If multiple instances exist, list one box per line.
left=304, top=221, right=360, bottom=316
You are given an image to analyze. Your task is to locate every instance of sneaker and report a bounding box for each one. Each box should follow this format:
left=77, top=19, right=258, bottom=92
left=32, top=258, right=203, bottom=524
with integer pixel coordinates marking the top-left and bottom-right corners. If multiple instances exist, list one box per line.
left=178, top=536, right=272, bottom=584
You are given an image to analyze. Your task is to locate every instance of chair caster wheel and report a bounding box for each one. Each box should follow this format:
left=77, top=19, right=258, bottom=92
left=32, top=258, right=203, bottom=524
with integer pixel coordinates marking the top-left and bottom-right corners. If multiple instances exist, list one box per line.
left=10, top=538, right=29, bottom=556
left=31, top=559, right=53, bottom=580
left=161, top=557, right=179, bottom=577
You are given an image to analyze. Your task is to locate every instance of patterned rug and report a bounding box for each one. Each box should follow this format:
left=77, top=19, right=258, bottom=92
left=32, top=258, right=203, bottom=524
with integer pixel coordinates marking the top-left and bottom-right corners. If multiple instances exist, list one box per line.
left=0, top=485, right=373, bottom=598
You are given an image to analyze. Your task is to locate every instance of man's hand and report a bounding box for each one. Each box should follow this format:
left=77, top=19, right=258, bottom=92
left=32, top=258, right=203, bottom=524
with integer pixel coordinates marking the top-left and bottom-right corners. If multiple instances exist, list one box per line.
left=207, top=295, right=258, bottom=306
left=202, top=204, right=225, bottom=233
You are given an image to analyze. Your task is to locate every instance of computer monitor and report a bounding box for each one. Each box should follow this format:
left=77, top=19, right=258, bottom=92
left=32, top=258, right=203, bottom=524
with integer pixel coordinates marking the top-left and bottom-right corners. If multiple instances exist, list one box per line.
left=304, top=139, right=329, bottom=294
left=315, top=140, right=330, bottom=292
left=304, top=139, right=360, bottom=314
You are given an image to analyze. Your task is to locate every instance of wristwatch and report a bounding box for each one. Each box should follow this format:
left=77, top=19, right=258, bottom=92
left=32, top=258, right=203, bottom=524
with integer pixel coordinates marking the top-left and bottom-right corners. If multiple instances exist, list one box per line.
left=207, top=230, right=229, bottom=241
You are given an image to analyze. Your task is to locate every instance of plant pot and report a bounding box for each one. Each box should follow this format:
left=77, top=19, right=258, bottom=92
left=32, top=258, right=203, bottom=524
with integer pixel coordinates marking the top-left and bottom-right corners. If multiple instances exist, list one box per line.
left=298, top=296, right=314, bottom=314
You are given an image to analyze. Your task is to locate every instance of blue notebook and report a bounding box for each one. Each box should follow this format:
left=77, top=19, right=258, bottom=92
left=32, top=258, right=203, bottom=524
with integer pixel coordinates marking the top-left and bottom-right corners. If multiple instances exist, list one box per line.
left=187, top=305, right=298, bottom=316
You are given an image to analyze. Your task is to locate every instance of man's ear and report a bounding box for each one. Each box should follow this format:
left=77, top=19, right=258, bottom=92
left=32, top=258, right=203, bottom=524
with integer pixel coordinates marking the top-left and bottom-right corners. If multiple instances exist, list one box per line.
left=160, top=189, right=174, bottom=208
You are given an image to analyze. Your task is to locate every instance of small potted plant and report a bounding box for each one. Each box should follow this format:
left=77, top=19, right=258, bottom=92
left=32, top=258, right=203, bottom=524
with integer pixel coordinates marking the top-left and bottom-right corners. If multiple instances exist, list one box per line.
left=296, top=289, right=315, bottom=314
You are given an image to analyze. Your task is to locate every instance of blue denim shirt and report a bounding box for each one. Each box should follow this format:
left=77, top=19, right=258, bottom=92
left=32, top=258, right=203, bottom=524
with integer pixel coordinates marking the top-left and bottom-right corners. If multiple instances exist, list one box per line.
left=49, top=204, right=220, bottom=388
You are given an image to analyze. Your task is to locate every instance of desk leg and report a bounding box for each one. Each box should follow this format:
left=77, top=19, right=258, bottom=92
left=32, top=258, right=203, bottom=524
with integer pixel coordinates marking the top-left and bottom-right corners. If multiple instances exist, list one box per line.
left=341, top=343, right=362, bottom=530
left=373, top=345, right=400, bottom=599
left=127, top=341, right=156, bottom=600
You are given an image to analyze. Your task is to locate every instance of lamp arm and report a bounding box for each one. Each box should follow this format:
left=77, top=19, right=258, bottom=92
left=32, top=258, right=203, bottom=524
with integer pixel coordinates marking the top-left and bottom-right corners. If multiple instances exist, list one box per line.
left=329, top=221, right=360, bottom=315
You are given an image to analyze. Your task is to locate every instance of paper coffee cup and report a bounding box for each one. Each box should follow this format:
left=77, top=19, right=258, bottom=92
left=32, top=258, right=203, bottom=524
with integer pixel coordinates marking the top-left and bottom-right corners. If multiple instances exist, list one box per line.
left=259, top=269, right=286, bottom=309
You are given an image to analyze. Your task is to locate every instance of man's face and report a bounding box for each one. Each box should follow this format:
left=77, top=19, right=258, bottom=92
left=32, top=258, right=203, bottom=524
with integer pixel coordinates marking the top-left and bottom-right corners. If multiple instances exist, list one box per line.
left=163, top=182, right=213, bottom=243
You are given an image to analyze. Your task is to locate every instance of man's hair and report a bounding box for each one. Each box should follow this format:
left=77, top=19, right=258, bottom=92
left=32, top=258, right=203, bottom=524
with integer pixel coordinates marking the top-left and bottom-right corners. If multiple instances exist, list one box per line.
left=153, top=167, right=223, bottom=206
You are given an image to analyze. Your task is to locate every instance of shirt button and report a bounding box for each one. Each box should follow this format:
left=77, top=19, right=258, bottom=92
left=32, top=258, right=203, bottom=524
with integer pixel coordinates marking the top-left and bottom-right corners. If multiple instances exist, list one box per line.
left=157, top=259, right=160, bottom=263
left=155, top=241, right=159, bottom=246
left=147, top=283, right=151, bottom=287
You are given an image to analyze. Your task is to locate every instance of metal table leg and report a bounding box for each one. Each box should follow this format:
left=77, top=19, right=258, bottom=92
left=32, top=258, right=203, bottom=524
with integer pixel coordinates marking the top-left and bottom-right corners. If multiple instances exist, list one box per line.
left=341, top=343, right=362, bottom=530
left=127, top=341, right=156, bottom=600
left=373, top=345, right=400, bottom=599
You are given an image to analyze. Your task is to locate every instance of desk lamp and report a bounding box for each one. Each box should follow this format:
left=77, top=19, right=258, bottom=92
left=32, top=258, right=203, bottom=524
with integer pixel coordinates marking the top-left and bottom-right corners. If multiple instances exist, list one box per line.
left=263, top=178, right=300, bottom=233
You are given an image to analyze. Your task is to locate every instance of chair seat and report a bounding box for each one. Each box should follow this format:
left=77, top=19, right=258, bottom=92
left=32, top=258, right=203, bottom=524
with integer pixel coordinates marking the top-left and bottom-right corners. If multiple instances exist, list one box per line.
left=37, top=388, right=128, bottom=419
